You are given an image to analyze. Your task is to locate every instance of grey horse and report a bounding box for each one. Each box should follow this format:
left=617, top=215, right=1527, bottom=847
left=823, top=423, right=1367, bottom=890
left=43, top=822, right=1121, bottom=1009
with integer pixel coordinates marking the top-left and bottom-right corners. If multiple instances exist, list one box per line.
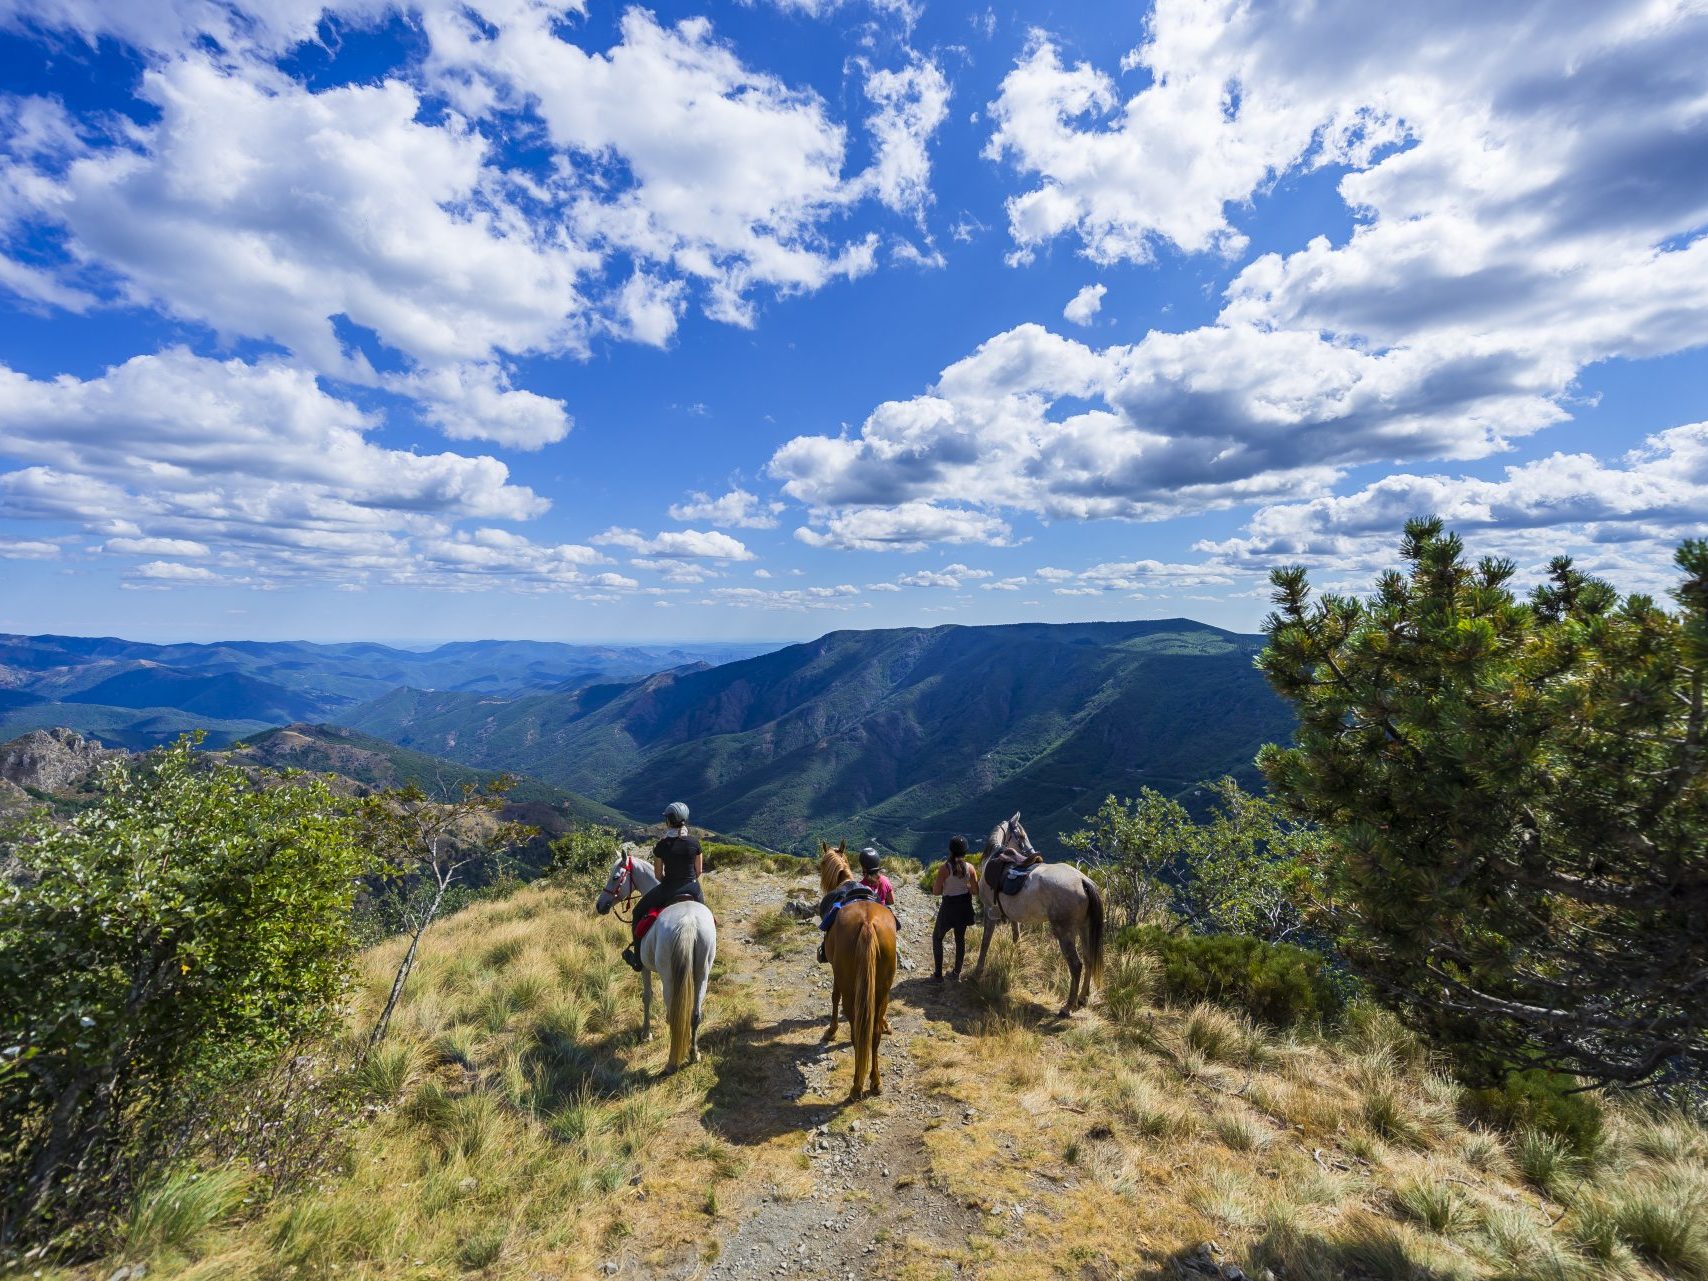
left=971, top=813, right=1105, bottom=1015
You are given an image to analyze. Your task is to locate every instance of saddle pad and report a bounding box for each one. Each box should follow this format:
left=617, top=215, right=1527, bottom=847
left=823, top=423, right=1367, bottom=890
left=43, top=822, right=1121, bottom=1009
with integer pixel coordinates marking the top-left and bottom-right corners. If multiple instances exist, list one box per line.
left=634, top=908, right=663, bottom=942
left=1001, top=868, right=1032, bottom=896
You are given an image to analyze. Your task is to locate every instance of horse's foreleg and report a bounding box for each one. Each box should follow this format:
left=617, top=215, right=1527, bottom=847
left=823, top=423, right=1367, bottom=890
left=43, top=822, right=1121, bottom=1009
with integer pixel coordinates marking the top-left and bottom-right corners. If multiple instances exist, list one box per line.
left=971, top=906, right=997, bottom=978
left=822, top=974, right=841, bottom=1043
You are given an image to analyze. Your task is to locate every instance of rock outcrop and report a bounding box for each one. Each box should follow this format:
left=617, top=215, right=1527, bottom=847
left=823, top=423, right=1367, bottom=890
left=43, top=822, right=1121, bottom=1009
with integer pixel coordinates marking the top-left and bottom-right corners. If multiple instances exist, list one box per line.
left=0, top=727, right=123, bottom=793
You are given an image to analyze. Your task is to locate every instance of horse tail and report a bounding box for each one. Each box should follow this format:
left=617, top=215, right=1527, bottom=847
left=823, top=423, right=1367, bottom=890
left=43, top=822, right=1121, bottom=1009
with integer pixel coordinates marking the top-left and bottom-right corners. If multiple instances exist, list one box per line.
left=665, top=916, right=696, bottom=1069
left=1082, top=874, right=1105, bottom=990
left=850, top=917, right=880, bottom=1095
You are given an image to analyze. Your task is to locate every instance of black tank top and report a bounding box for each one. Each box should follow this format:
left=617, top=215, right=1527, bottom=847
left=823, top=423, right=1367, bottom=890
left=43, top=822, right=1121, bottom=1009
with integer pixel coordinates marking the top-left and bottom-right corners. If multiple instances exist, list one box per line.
left=653, top=833, right=701, bottom=888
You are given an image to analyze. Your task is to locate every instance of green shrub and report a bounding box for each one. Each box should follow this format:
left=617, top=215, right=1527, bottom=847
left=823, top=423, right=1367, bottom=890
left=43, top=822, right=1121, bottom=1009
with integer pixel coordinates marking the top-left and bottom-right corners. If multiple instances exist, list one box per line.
left=546, top=820, right=621, bottom=884
left=0, top=736, right=367, bottom=1257
left=1461, top=1070, right=1603, bottom=1158
left=1115, top=926, right=1343, bottom=1027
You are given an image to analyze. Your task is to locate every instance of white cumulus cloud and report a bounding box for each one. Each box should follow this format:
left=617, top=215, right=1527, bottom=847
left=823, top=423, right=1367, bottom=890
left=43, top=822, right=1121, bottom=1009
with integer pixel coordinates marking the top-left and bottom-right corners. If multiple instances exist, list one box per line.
left=1063, top=283, right=1105, bottom=325
left=593, top=527, right=756, bottom=560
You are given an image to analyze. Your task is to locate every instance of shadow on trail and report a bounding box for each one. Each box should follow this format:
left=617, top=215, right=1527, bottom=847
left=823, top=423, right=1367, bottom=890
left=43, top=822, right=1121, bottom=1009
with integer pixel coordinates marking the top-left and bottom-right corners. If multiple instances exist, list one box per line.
left=1125, top=1225, right=1462, bottom=1281
left=698, top=1014, right=845, bottom=1145
left=891, top=974, right=1065, bottom=1032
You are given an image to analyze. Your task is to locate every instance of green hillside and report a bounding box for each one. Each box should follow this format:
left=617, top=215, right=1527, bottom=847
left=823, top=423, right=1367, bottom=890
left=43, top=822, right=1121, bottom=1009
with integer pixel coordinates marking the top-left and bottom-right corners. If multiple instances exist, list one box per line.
left=0, top=700, right=274, bottom=750
left=343, top=619, right=1294, bottom=856
left=224, top=724, right=629, bottom=825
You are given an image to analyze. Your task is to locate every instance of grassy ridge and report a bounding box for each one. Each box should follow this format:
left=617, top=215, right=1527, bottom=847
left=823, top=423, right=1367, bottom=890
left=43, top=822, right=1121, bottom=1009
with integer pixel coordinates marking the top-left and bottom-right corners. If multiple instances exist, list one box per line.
left=59, top=863, right=1708, bottom=1281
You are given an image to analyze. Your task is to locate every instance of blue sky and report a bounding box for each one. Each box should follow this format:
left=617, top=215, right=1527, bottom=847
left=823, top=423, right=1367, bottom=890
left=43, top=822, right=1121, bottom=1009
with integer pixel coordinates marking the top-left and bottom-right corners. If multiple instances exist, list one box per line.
left=1, top=0, right=1705, bottom=643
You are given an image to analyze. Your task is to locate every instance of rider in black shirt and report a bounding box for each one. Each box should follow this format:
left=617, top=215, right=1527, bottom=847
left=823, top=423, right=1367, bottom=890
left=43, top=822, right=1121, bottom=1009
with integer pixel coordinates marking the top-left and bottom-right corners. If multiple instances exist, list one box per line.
left=621, top=801, right=705, bottom=971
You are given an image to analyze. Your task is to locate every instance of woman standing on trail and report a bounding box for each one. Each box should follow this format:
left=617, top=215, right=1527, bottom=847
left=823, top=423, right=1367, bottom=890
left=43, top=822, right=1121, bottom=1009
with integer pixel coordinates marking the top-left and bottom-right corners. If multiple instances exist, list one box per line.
left=930, top=836, right=977, bottom=982
left=621, top=801, right=703, bottom=972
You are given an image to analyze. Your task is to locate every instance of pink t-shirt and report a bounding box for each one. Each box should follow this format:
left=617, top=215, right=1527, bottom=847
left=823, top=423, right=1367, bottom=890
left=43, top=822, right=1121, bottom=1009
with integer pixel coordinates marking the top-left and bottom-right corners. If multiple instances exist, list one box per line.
left=862, top=873, right=895, bottom=906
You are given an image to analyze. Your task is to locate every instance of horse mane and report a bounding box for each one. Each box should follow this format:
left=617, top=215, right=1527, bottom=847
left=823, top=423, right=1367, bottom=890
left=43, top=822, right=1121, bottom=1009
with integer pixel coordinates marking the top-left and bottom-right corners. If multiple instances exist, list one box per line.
left=818, top=840, right=853, bottom=893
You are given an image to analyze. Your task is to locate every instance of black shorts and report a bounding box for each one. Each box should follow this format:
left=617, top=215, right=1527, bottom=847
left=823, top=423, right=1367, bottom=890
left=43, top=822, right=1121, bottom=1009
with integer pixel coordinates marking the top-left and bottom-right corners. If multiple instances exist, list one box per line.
left=935, top=893, right=975, bottom=931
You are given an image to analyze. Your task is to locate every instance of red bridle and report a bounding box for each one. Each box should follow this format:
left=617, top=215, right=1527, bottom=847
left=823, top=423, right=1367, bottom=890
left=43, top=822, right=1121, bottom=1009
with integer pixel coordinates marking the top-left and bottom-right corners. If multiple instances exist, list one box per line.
left=608, top=851, right=637, bottom=923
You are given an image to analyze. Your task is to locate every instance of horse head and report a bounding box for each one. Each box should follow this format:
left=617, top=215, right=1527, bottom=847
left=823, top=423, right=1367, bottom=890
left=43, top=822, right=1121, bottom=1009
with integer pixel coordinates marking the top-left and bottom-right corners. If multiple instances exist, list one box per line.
left=595, top=842, right=643, bottom=915
left=818, top=840, right=852, bottom=892
left=1008, top=812, right=1037, bottom=858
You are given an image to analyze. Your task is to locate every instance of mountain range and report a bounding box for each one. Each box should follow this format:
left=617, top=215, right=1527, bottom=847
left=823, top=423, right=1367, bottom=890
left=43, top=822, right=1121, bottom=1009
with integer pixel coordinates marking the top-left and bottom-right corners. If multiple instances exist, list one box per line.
left=0, top=634, right=774, bottom=749
left=344, top=618, right=1293, bottom=856
left=2, top=620, right=1295, bottom=854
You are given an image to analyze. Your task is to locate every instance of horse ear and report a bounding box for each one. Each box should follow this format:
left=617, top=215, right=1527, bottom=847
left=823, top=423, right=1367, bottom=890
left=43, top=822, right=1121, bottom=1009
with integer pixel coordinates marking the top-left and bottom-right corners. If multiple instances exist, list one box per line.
left=1009, top=811, right=1021, bottom=827
left=820, top=840, right=830, bottom=855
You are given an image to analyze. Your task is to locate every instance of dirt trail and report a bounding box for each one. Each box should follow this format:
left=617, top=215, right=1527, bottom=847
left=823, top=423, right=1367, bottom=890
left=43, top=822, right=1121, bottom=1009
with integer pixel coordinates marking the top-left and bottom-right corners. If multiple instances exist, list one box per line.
left=643, top=868, right=990, bottom=1281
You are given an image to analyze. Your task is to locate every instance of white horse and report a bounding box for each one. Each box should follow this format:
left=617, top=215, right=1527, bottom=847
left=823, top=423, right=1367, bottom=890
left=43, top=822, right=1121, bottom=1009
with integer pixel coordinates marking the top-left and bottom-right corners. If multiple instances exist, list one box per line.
left=971, top=813, right=1105, bottom=1015
left=595, top=843, right=717, bottom=1071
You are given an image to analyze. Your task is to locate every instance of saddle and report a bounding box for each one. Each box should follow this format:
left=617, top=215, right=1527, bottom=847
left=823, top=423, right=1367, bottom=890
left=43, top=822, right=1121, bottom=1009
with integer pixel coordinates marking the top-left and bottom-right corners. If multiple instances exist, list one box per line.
left=635, top=890, right=703, bottom=944
left=818, top=882, right=879, bottom=930
left=983, top=852, right=1040, bottom=897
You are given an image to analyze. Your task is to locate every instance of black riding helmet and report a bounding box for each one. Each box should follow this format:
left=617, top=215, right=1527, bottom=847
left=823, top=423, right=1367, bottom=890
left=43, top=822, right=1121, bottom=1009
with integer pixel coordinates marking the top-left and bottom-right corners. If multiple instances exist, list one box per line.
left=948, top=835, right=968, bottom=858
left=858, top=847, right=882, bottom=873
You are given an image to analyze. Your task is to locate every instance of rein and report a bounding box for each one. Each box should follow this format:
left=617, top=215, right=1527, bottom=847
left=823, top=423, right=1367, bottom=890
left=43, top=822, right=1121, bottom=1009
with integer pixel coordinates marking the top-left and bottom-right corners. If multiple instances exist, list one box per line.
left=609, top=851, right=637, bottom=924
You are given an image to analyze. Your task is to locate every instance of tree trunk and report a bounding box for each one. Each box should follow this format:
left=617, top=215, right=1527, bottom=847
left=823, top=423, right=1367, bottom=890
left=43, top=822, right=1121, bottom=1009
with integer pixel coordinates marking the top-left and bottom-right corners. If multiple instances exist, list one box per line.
left=368, top=876, right=449, bottom=1049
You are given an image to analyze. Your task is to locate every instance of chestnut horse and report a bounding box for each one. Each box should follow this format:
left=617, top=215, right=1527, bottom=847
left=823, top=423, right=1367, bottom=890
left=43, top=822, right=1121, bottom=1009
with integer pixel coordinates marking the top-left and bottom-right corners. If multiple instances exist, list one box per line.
left=817, top=842, right=898, bottom=1100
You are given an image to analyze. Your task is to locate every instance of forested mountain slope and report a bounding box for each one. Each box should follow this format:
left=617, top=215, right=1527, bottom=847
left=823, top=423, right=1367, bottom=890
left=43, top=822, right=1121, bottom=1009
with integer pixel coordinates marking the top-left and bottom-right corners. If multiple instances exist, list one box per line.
left=0, top=634, right=773, bottom=748
left=344, top=619, right=1292, bottom=855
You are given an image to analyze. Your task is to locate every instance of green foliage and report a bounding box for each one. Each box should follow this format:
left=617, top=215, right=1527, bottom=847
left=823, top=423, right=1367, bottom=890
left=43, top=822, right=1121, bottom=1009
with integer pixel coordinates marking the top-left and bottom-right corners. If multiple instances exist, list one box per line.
left=1063, top=778, right=1320, bottom=939
left=1114, top=926, right=1343, bottom=1028
left=0, top=735, right=366, bottom=1255
left=1461, top=1070, right=1603, bottom=1158
left=547, top=819, right=622, bottom=885
left=1258, top=520, right=1708, bottom=1086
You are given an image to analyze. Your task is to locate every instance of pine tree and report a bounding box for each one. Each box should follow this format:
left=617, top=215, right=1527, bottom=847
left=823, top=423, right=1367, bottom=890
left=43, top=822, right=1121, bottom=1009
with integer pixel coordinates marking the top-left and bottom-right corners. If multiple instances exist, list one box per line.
left=1257, top=518, right=1708, bottom=1086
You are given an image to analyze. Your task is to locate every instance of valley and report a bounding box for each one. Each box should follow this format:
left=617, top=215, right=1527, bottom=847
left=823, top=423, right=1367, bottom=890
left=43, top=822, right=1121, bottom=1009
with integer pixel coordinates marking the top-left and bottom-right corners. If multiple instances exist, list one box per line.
left=2, top=619, right=1293, bottom=855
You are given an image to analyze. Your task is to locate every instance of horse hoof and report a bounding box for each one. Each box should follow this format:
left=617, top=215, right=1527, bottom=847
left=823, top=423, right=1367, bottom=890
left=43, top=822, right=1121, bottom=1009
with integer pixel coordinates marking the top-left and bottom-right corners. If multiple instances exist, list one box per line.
left=820, top=1030, right=837, bottom=1043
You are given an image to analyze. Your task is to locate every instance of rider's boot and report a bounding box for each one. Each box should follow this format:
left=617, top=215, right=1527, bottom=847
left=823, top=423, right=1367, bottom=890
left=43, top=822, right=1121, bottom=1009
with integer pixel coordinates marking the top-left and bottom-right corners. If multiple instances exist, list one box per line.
left=621, top=941, right=643, bottom=972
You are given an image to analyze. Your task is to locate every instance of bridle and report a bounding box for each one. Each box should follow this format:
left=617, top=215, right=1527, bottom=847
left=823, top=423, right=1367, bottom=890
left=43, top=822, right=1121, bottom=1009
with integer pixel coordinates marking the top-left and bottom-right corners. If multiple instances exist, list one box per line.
left=607, top=850, right=637, bottom=924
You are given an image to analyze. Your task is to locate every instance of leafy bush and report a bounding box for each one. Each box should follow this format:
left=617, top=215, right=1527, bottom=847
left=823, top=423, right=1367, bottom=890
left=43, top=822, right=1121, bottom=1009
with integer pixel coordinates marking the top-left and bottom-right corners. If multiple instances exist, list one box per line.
left=0, top=736, right=367, bottom=1257
left=1063, top=779, right=1321, bottom=939
left=1259, top=521, right=1708, bottom=1085
left=1114, top=926, right=1343, bottom=1028
left=546, top=819, right=622, bottom=884
left=1461, top=1070, right=1603, bottom=1158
